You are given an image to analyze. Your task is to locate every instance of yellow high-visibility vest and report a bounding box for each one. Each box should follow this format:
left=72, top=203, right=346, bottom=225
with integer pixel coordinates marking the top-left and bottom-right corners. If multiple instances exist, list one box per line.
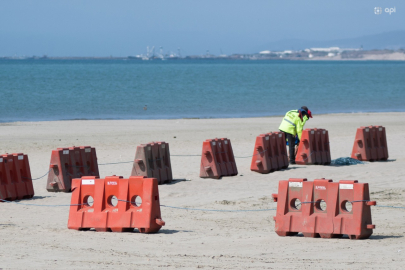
left=278, top=110, right=308, bottom=140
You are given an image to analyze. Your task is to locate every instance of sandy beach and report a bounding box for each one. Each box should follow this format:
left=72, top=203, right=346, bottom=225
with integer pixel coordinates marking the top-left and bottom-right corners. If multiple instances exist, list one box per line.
left=0, top=112, right=404, bottom=269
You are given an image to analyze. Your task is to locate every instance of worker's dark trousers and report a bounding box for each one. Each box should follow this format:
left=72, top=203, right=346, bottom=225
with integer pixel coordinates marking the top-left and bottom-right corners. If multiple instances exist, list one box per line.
left=284, top=132, right=296, bottom=162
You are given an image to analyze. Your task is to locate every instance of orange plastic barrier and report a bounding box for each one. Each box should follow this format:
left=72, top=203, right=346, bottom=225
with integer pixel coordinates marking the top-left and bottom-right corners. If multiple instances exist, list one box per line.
left=351, top=126, right=388, bottom=161
left=46, top=146, right=99, bottom=192
left=272, top=178, right=376, bottom=239
left=272, top=132, right=289, bottom=169
left=0, top=153, right=34, bottom=201
left=68, top=175, right=165, bottom=233
left=295, top=128, right=331, bottom=165
left=131, top=141, right=173, bottom=184
left=200, top=138, right=238, bottom=179
left=250, top=132, right=288, bottom=174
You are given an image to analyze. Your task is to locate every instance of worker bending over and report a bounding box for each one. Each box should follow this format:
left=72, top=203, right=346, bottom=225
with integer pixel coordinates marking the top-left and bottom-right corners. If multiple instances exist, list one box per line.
left=278, top=106, right=312, bottom=164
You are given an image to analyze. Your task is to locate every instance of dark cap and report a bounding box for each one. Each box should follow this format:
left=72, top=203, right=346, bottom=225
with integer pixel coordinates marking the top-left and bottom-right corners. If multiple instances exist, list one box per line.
left=301, top=106, right=312, bottom=118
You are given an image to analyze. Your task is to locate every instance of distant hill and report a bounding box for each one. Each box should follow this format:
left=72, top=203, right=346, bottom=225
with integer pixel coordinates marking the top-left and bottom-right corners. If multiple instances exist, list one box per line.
left=256, top=30, right=405, bottom=52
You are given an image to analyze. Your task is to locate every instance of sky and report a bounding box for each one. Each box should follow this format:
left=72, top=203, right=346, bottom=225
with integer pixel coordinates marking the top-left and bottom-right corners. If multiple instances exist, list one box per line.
left=1, top=0, right=404, bottom=56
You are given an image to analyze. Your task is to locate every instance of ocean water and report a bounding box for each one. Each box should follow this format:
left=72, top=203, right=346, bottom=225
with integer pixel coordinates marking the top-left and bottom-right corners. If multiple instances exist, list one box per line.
left=0, top=59, right=404, bottom=122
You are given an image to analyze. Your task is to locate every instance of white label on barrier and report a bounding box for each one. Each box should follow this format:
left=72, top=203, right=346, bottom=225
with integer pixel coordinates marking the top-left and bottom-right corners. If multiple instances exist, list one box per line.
left=147, top=146, right=151, bottom=151
left=18, top=155, right=24, bottom=160
left=212, top=142, right=216, bottom=146
left=316, top=186, right=326, bottom=190
left=162, top=144, right=165, bottom=148
left=82, top=179, right=94, bottom=185
left=279, top=134, right=282, bottom=138
left=63, top=150, right=69, bottom=155
left=266, top=137, right=269, bottom=140
left=311, top=131, right=314, bottom=134
left=289, top=182, right=302, bottom=188
left=379, top=128, right=382, bottom=131
left=225, top=140, right=228, bottom=144
left=107, top=181, right=117, bottom=185
left=365, top=128, right=369, bottom=132
left=85, top=148, right=91, bottom=153
left=0, top=158, right=3, bottom=162
left=339, top=184, right=353, bottom=189
left=323, top=131, right=326, bottom=134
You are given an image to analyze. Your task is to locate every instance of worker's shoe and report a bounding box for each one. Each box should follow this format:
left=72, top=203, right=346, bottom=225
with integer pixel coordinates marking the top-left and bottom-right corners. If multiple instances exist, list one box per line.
left=289, top=160, right=296, bottom=165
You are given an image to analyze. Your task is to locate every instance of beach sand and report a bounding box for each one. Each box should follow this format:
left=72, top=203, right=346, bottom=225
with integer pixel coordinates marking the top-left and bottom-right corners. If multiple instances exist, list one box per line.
left=0, top=112, right=404, bottom=269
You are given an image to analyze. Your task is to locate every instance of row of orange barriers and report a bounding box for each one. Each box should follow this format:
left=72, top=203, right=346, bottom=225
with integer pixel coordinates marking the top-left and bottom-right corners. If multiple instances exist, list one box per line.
left=249, top=125, right=389, bottom=172
left=249, top=128, right=331, bottom=173
left=46, top=141, right=173, bottom=193
left=272, top=178, right=376, bottom=239
left=0, top=153, right=34, bottom=201
left=44, top=125, right=390, bottom=186
left=3, top=125, right=389, bottom=199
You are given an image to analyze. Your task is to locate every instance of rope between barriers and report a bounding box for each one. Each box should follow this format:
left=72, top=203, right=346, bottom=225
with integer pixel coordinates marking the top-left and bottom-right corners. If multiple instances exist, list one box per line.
left=22, top=150, right=269, bottom=181
left=0, top=198, right=275, bottom=211
left=375, top=205, right=405, bottom=209
left=98, top=161, right=134, bottom=165
left=14, top=140, right=371, bottom=181
left=0, top=199, right=85, bottom=207
left=298, top=200, right=372, bottom=206
left=171, top=154, right=201, bottom=157
left=22, top=169, right=51, bottom=181
left=23, top=145, right=353, bottom=181
left=1, top=198, right=404, bottom=210
left=159, top=205, right=276, bottom=212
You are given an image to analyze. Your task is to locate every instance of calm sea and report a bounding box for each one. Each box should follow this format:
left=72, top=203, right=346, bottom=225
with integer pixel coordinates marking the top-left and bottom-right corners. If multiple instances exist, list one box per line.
left=1, top=59, right=404, bottom=122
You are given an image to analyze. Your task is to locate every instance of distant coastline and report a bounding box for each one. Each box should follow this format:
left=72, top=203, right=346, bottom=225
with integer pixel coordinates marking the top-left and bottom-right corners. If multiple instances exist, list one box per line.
left=2, top=49, right=405, bottom=61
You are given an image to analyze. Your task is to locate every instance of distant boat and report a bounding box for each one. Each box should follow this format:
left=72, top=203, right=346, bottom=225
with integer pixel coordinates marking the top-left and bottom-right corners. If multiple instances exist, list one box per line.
left=128, top=55, right=142, bottom=60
